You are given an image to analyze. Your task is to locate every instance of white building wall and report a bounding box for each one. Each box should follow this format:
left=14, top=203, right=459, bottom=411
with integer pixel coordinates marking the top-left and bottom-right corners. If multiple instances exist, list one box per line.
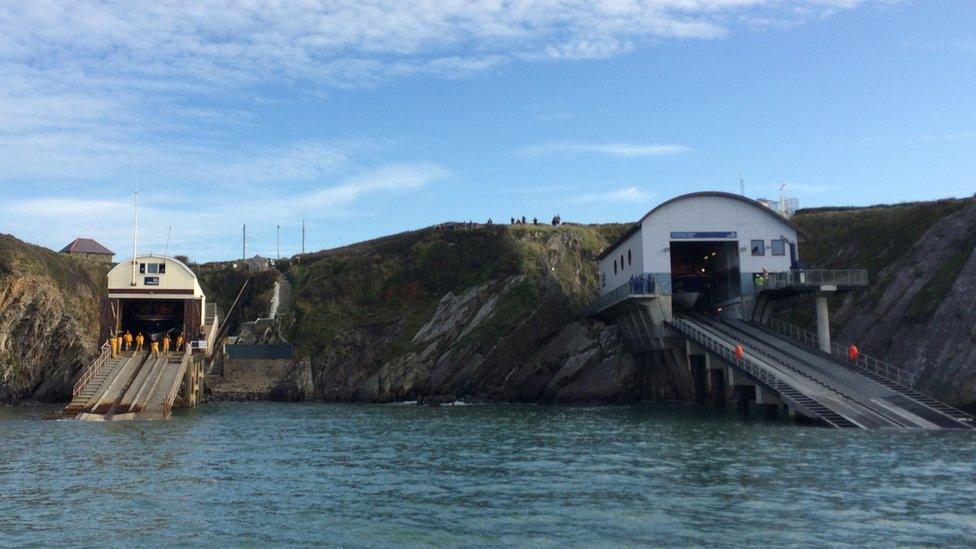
left=107, top=255, right=205, bottom=298
left=598, top=229, right=644, bottom=294
left=640, top=195, right=797, bottom=276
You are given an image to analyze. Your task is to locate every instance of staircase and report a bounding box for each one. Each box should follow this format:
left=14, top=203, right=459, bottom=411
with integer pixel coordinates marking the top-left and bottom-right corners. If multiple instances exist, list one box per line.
left=61, top=352, right=131, bottom=417
left=756, top=319, right=975, bottom=428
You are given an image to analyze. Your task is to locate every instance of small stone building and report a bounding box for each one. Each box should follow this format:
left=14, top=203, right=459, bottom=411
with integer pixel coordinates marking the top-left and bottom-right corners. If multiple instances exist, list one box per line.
left=244, top=255, right=272, bottom=272
left=60, top=237, right=114, bottom=263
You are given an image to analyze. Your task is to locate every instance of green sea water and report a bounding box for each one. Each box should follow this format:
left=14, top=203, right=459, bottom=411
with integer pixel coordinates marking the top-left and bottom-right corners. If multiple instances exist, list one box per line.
left=1, top=402, right=974, bottom=547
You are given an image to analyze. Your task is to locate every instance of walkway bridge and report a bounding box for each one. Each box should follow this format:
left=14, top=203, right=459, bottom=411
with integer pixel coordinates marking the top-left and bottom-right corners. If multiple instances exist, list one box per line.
left=57, top=346, right=204, bottom=421
left=667, top=314, right=974, bottom=430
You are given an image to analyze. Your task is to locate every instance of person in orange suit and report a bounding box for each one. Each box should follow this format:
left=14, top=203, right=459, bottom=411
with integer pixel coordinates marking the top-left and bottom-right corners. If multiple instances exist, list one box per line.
left=734, top=345, right=745, bottom=361
left=124, top=331, right=133, bottom=351
left=115, top=333, right=124, bottom=355
left=162, top=334, right=171, bottom=354
left=150, top=339, right=160, bottom=359
left=176, top=333, right=184, bottom=352
left=135, top=333, right=145, bottom=352
left=848, top=345, right=859, bottom=362
left=109, top=335, right=119, bottom=358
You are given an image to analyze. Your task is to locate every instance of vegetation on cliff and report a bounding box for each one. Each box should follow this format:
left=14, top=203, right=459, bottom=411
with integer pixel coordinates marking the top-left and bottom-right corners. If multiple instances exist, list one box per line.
left=0, top=235, right=106, bottom=402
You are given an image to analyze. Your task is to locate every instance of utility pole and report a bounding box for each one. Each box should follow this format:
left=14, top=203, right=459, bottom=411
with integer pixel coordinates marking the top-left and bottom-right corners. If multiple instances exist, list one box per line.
left=301, top=219, right=306, bottom=256
left=276, top=224, right=280, bottom=261
left=131, top=192, right=139, bottom=286
left=242, top=224, right=246, bottom=262
left=739, top=173, right=745, bottom=197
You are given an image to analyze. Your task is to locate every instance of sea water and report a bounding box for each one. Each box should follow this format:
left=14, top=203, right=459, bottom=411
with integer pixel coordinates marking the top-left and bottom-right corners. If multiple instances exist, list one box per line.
left=1, top=402, right=974, bottom=546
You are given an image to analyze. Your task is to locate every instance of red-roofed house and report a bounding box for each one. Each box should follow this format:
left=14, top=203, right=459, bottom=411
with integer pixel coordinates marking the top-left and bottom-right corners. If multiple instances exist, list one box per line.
left=60, top=238, right=115, bottom=263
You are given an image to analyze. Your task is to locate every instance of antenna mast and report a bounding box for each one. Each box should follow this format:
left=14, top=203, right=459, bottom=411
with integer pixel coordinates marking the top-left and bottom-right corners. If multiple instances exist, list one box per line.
left=130, top=192, right=139, bottom=286
left=164, top=226, right=172, bottom=259
left=277, top=224, right=280, bottom=261
left=302, top=219, right=306, bottom=256
left=242, top=224, right=247, bottom=262
left=739, top=173, right=745, bottom=197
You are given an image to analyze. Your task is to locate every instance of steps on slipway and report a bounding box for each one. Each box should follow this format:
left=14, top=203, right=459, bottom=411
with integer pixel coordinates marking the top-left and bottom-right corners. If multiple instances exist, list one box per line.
left=668, top=315, right=863, bottom=428
left=61, top=352, right=146, bottom=418
left=60, top=350, right=190, bottom=421
left=670, top=313, right=975, bottom=429
left=751, top=321, right=976, bottom=429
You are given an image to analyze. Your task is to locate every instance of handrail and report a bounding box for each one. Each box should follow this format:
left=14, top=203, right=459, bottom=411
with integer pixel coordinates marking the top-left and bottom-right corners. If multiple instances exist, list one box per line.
left=588, top=273, right=666, bottom=315
left=164, top=347, right=193, bottom=415
left=73, top=343, right=112, bottom=397
left=765, top=318, right=916, bottom=388
left=763, top=269, right=868, bottom=291
left=669, top=318, right=797, bottom=401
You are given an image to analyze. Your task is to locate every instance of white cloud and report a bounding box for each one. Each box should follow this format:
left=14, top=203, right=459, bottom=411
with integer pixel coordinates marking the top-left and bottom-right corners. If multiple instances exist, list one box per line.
left=523, top=142, right=692, bottom=157
left=0, top=1, right=866, bottom=182
left=0, top=163, right=449, bottom=260
left=574, top=186, right=652, bottom=203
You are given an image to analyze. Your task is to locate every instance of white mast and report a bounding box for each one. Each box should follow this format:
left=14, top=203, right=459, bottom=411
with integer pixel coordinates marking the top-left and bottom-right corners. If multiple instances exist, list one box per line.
left=164, top=226, right=172, bottom=259
left=130, top=192, right=139, bottom=286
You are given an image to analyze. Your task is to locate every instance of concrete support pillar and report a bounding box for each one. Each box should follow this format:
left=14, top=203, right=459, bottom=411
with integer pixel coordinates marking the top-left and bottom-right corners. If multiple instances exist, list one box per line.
left=815, top=290, right=834, bottom=353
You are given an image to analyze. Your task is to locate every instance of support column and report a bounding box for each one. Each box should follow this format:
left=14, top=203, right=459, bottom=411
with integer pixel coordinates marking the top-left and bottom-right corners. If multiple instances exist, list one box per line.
left=815, top=286, right=836, bottom=353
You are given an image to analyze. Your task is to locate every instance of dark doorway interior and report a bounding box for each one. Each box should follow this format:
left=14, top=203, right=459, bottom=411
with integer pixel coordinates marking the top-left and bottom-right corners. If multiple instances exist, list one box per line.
left=120, top=299, right=185, bottom=340
left=669, top=241, right=740, bottom=310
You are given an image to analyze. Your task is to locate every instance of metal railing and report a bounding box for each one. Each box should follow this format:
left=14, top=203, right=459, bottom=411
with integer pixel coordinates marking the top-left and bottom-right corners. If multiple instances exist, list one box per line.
left=766, top=318, right=916, bottom=388
left=762, top=269, right=868, bottom=291
left=668, top=318, right=797, bottom=399
left=73, top=343, right=111, bottom=397
left=588, top=273, right=667, bottom=315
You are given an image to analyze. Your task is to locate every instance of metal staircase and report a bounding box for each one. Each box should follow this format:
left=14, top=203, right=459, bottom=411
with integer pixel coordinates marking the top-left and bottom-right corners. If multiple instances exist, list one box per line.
left=667, top=316, right=860, bottom=428
left=756, top=319, right=975, bottom=428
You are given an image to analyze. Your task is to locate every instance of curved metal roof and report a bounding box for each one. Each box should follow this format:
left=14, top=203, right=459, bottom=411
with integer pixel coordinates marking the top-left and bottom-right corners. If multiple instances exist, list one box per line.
left=109, top=254, right=198, bottom=280
left=597, top=191, right=807, bottom=260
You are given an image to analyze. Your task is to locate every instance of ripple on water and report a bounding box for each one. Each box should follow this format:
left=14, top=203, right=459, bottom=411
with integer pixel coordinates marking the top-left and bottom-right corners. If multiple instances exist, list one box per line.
left=0, top=402, right=974, bottom=546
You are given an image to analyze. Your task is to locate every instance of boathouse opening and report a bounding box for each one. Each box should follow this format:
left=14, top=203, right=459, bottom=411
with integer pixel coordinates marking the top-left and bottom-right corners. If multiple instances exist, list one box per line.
left=100, top=255, right=207, bottom=344
left=668, top=240, right=740, bottom=311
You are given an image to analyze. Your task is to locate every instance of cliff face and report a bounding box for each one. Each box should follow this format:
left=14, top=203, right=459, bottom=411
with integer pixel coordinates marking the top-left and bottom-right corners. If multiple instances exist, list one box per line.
left=791, top=198, right=976, bottom=407
left=286, top=223, right=688, bottom=404
left=0, top=235, right=104, bottom=403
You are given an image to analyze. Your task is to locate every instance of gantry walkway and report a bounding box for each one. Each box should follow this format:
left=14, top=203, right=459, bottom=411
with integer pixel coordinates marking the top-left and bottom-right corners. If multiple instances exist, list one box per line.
left=668, top=314, right=975, bottom=430
left=57, top=347, right=201, bottom=421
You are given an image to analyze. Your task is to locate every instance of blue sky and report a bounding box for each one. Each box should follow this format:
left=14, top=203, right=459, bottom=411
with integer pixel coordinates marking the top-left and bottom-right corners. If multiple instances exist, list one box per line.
left=0, top=1, right=973, bottom=261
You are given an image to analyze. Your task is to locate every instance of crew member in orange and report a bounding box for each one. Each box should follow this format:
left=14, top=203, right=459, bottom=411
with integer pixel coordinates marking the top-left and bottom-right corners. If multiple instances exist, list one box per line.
left=109, top=334, right=119, bottom=358
left=115, top=333, right=124, bottom=355
left=150, top=339, right=160, bottom=358
left=848, top=345, right=859, bottom=362
left=124, top=331, right=133, bottom=351
left=135, top=333, right=145, bottom=352
left=734, top=345, right=745, bottom=361
left=175, top=333, right=184, bottom=352
left=162, top=334, right=171, bottom=354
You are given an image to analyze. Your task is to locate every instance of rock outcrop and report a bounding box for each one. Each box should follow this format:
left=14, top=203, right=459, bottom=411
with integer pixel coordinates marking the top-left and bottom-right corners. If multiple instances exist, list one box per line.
left=0, top=235, right=104, bottom=403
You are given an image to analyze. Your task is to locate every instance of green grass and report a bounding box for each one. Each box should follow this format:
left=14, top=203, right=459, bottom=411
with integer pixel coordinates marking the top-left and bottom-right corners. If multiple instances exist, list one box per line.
left=905, top=234, right=976, bottom=323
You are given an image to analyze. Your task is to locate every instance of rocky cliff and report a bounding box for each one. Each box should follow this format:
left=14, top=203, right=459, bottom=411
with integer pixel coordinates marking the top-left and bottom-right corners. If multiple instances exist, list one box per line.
left=791, top=198, right=976, bottom=408
left=285, top=223, right=690, bottom=403
left=0, top=235, right=104, bottom=403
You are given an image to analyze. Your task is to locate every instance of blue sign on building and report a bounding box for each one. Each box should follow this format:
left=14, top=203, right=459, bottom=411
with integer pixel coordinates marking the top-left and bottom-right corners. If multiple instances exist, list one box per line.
left=670, top=231, right=737, bottom=239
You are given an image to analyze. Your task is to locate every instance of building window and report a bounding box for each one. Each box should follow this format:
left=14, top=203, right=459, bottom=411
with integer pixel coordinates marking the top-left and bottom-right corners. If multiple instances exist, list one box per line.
left=628, top=249, right=632, bottom=266
left=139, top=263, right=146, bottom=274
left=148, top=263, right=159, bottom=274
left=620, top=254, right=625, bottom=271
left=771, top=239, right=785, bottom=256
left=751, top=240, right=765, bottom=256
left=601, top=273, right=606, bottom=288
left=158, top=263, right=166, bottom=274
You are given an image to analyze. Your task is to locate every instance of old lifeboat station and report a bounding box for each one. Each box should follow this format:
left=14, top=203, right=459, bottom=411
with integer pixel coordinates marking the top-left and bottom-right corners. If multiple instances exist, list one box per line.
left=57, top=255, right=219, bottom=420
left=590, top=191, right=974, bottom=430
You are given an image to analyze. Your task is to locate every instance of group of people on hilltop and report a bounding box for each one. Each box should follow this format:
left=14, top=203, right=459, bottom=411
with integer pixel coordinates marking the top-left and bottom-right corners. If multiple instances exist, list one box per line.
left=108, top=330, right=185, bottom=359
left=509, top=215, right=563, bottom=226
